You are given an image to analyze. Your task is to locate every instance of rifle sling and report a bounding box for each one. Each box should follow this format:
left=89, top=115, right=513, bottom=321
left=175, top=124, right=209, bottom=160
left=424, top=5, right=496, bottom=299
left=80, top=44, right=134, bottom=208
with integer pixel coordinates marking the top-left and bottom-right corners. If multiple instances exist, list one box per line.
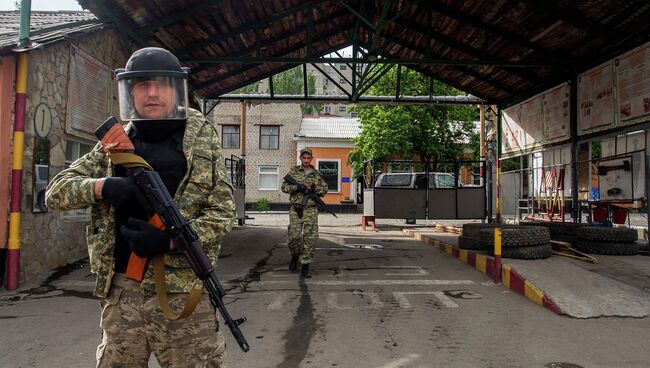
left=153, top=255, right=203, bottom=321
left=108, top=151, right=203, bottom=320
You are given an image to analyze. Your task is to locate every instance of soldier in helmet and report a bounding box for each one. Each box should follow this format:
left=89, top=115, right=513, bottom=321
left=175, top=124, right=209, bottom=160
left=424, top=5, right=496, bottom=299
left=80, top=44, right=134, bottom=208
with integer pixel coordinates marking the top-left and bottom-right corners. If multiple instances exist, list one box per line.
left=281, top=147, right=328, bottom=278
left=46, top=47, right=235, bottom=367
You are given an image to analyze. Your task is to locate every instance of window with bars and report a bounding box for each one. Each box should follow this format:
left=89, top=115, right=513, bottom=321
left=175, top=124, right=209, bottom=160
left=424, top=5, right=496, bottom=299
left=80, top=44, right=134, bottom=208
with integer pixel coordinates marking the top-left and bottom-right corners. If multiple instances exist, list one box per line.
left=259, top=125, right=279, bottom=150
left=222, top=125, right=240, bottom=149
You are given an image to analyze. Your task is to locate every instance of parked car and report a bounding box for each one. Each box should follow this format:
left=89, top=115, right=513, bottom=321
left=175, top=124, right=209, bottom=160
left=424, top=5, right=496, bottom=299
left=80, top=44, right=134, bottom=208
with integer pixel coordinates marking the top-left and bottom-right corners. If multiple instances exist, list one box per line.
left=374, top=172, right=457, bottom=189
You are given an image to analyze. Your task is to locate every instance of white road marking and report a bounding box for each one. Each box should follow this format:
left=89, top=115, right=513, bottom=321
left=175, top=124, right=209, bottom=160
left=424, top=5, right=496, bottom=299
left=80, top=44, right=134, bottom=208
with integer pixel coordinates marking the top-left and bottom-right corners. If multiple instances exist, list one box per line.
left=326, top=291, right=383, bottom=310
left=228, top=279, right=475, bottom=286
left=392, top=291, right=459, bottom=309
left=379, top=353, right=421, bottom=368
left=267, top=293, right=289, bottom=310
left=307, top=279, right=474, bottom=286
left=381, top=266, right=429, bottom=276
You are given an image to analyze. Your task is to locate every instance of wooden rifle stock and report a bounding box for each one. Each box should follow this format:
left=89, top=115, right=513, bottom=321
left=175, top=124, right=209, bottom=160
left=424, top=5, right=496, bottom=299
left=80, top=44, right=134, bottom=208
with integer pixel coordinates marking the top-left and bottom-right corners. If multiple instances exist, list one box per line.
left=125, top=213, right=165, bottom=282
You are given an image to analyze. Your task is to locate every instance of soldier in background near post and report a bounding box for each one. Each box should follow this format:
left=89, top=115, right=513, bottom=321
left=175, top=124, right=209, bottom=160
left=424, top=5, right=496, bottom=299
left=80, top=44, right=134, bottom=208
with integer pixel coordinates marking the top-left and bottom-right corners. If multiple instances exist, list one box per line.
left=281, top=147, right=328, bottom=278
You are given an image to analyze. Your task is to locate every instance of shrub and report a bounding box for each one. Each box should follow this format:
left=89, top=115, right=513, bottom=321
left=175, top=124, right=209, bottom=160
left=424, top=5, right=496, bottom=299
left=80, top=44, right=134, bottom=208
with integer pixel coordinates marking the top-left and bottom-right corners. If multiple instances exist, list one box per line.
left=253, top=198, right=271, bottom=211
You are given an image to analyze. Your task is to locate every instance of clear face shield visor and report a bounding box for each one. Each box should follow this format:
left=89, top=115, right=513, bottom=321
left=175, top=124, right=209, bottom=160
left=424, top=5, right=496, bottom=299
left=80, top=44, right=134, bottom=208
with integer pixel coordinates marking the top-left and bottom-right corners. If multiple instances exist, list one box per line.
left=117, top=75, right=189, bottom=121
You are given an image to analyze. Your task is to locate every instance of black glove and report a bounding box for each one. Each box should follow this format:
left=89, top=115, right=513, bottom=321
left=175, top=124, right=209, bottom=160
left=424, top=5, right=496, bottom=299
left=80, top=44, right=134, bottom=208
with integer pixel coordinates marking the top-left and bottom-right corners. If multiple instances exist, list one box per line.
left=119, top=218, right=171, bottom=258
left=296, top=183, right=307, bottom=193
left=101, top=177, right=148, bottom=210
left=309, top=183, right=316, bottom=192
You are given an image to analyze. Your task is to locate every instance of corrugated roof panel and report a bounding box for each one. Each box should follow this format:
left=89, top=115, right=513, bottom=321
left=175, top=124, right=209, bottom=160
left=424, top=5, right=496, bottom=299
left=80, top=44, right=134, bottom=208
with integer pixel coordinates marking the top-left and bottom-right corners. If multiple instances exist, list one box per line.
left=0, top=11, right=102, bottom=50
left=299, top=117, right=360, bottom=139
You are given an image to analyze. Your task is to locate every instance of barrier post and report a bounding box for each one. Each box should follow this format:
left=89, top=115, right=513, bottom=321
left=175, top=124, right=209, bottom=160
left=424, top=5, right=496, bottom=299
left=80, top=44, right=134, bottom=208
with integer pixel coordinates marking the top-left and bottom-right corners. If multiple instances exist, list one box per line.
left=493, top=228, right=502, bottom=284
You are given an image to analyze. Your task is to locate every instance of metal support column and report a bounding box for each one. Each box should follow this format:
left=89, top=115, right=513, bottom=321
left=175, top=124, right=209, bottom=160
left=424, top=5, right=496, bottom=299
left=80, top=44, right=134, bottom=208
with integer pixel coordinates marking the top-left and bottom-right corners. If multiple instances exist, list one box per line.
left=496, top=107, right=502, bottom=223
left=570, top=74, right=579, bottom=222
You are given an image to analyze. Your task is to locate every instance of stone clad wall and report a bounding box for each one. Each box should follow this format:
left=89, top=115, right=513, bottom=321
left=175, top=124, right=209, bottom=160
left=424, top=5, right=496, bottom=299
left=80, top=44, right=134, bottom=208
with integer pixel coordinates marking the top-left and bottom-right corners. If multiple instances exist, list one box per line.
left=19, top=29, right=127, bottom=283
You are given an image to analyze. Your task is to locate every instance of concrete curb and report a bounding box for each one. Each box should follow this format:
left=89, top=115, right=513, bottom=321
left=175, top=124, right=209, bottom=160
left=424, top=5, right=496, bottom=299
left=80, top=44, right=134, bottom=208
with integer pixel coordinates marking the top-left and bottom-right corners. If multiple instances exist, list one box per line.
left=403, top=227, right=566, bottom=316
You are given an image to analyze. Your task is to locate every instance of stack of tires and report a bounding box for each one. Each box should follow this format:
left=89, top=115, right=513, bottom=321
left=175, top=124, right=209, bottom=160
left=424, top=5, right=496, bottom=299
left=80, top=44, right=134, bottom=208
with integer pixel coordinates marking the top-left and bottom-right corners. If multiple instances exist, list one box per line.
left=478, top=226, right=552, bottom=259
left=458, top=223, right=518, bottom=251
left=575, top=227, right=639, bottom=255
left=521, top=221, right=587, bottom=246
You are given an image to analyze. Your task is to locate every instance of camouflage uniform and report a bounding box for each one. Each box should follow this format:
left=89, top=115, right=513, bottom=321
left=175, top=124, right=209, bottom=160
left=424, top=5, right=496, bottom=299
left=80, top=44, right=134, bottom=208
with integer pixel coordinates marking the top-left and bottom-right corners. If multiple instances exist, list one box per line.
left=281, top=165, right=328, bottom=264
left=46, top=108, right=235, bottom=367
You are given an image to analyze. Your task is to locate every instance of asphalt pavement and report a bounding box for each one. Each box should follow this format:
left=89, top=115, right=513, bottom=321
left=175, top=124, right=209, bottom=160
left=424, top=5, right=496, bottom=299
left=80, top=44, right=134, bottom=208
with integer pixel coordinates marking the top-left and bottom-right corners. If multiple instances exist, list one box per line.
left=1, top=213, right=648, bottom=368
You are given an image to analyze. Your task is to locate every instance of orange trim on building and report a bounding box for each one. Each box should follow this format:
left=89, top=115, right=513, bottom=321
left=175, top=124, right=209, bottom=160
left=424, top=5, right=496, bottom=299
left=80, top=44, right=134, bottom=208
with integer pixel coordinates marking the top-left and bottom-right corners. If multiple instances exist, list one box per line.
left=0, top=56, right=16, bottom=251
left=310, top=147, right=354, bottom=205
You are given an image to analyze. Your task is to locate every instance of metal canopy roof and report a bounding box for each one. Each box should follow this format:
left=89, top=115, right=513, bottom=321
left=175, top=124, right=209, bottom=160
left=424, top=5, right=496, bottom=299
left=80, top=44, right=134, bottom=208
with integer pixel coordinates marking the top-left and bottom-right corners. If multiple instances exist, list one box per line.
left=78, top=0, right=650, bottom=105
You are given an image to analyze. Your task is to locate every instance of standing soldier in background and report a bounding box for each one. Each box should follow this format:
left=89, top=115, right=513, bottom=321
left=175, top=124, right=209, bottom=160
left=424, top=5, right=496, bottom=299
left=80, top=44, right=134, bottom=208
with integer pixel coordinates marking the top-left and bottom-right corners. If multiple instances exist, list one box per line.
left=281, top=148, right=328, bottom=278
left=46, top=47, right=235, bottom=367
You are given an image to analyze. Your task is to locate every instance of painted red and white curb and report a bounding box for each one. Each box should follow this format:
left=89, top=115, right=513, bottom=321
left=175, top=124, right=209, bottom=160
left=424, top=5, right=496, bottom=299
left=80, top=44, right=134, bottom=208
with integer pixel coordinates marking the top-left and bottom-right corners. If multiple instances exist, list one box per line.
left=403, top=228, right=566, bottom=315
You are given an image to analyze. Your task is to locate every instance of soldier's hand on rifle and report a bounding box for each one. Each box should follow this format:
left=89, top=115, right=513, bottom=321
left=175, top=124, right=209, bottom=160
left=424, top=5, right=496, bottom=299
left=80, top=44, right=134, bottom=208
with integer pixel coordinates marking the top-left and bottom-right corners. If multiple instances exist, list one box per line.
left=119, top=218, right=171, bottom=258
left=296, top=183, right=307, bottom=193
left=101, top=177, right=149, bottom=210
left=309, top=183, right=316, bottom=193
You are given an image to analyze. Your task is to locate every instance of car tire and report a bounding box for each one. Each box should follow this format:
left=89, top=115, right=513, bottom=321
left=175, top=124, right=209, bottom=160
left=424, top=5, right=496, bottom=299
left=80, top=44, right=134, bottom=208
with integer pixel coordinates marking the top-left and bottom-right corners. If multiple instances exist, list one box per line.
left=575, top=241, right=639, bottom=256
left=479, top=226, right=550, bottom=248
left=576, top=227, right=638, bottom=243
left=500, top=244, right=552, bottom=259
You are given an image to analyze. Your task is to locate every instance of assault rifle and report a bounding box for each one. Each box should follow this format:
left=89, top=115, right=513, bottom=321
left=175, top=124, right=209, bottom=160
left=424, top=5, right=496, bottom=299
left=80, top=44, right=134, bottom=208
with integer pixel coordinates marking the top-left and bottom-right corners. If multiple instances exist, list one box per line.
left=95, top=117, right=250, bottom=352
left=283, top=174, right=338, bottom=218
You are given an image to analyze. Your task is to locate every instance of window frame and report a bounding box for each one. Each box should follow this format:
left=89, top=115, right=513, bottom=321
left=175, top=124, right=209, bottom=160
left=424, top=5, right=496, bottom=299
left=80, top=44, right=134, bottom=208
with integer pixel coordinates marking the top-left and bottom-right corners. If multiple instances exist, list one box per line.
left=316, top=158, right=341, bottom=193
left=221, top=124, right=240, bottom=149
left=259, top=125, right=280, bottom=150
left=258, top=165, right=279, bottom=190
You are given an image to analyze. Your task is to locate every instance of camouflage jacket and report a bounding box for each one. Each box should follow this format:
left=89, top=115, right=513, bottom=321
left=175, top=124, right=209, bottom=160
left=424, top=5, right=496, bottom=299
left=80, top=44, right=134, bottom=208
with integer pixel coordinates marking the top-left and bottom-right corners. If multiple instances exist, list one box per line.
left=281, top=165, right=328, bottom=206
left=46, top=108, right=235, bottom=298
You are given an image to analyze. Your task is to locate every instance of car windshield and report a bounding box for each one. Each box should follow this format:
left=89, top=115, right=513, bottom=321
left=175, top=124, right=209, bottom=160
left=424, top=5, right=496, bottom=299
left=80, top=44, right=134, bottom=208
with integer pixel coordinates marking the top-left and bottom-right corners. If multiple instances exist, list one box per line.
left=380, top=174, right=412, bottom=186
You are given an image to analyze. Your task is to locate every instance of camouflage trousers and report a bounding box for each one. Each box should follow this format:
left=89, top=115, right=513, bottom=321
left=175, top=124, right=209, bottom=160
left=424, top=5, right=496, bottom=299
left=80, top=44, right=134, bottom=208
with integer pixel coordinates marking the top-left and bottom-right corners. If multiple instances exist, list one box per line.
left=97, top=273, right=226, bottom=368
left=288, top=206, right=319, bottom=264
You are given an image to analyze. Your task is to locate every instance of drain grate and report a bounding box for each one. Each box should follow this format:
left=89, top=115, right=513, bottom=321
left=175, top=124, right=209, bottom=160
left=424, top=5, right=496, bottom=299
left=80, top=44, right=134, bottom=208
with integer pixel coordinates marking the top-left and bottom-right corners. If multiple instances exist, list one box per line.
left=545, top=363, right=584, bottom=368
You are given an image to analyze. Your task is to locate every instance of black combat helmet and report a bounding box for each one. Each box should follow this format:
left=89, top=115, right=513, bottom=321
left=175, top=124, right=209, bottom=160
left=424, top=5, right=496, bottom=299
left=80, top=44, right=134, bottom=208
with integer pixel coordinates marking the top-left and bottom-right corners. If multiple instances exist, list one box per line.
left=115, top=47, right=190, bottom=121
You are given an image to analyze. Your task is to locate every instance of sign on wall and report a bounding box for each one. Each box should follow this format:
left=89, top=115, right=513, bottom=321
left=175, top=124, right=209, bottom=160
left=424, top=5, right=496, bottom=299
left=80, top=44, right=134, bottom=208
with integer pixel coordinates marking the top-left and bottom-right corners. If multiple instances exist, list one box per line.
left=520, top=95, right=544, bottom=148
left=542, top=83, right=570, bottom=143
left=502, top=105, right=524, bottom=155
left=577, top=61, right=616, bottom=135
left=616, top=42, right=650, bottom=126
left=65, top=44, right=113, bottom=140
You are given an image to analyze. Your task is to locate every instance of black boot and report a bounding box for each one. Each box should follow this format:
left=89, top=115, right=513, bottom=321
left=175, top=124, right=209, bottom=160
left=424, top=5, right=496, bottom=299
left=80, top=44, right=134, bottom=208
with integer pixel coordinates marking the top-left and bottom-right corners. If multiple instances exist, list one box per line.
left=301, top=263, right=311, bottom=278
left=289, top=255, right=299, bottom=272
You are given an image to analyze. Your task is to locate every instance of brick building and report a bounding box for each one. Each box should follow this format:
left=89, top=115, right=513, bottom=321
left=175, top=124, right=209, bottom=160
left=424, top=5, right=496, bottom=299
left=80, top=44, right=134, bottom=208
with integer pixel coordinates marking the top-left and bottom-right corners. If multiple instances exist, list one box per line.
left=212, top=102, right=303, bottom=205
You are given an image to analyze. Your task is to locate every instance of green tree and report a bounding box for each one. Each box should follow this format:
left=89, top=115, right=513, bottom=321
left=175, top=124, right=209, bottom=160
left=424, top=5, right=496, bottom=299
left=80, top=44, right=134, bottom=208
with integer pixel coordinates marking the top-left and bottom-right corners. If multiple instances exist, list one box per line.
left=349, top=66, right=478, bottom=177
left=271, top=67, right=321, bottom=115
left=231, top=67, right=322, bottom=115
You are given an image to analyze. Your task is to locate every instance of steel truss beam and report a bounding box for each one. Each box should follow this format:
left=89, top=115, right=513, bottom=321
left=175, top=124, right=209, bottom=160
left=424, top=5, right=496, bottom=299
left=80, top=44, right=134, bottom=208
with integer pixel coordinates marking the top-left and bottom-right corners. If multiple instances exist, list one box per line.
left=185, top=56, right=561, bottom=68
